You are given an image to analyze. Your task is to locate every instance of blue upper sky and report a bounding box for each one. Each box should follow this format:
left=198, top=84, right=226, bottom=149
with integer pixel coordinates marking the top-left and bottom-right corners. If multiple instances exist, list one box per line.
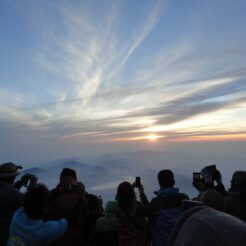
left=0, top=0, right=246, bottom=163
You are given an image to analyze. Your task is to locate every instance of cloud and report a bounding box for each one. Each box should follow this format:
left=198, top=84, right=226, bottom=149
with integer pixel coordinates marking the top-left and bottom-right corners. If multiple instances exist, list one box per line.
left=108, top=0, right=167, bottom=79
left=1, top=0, right=246, bottom=147
left=33, top=0, right=166, bottom=107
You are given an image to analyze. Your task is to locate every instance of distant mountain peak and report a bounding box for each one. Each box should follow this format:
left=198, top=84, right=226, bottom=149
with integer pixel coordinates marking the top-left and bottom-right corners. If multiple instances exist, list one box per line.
left=22, top=167, right=45, bottom=175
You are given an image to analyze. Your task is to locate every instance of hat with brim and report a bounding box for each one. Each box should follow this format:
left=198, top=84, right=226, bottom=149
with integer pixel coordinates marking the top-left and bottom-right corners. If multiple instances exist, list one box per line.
left=0, top=162, right=22, bottom=178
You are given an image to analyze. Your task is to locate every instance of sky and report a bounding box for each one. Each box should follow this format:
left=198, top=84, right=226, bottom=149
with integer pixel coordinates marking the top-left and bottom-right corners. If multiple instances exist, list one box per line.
left=0, top=0, right=246, bottom=164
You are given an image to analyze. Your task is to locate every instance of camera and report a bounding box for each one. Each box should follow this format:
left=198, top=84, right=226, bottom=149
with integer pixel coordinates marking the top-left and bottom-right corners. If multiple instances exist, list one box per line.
left=21, top=174, right=38, bottom=188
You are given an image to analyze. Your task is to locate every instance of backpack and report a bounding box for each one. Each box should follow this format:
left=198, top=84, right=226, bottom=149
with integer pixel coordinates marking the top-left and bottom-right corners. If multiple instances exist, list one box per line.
left=152, top=208, right=182, bottom=246
left=151, top=193, right=185, bottom=246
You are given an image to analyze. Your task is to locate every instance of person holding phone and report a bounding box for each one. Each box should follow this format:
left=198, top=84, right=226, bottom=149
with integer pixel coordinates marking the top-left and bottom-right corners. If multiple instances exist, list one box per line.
left=132, top=177, right=149, bottom=207
left=116, top=181, right=150, bottom=246
left=192, top=165, right=226, bottom=199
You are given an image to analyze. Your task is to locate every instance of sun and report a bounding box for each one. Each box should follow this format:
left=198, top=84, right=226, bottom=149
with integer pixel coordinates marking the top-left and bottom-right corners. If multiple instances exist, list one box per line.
left=145, top=134, right=162, bottom=142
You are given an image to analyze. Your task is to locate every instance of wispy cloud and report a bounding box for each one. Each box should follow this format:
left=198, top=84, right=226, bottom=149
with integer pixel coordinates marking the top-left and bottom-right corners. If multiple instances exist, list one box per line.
left=34, top=0, right=167, bottom=107
left=108, top=0, right=167, bottom=79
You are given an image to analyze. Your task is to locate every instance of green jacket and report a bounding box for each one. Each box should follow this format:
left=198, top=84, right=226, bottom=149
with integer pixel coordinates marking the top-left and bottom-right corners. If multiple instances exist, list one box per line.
left=96, top=201, right=117, bottom=232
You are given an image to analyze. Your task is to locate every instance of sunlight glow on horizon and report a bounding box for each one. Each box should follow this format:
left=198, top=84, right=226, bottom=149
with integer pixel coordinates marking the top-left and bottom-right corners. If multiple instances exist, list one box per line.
left=145, top=134, right=163, bottom=142
left=110, top=134, right=165, bottom=142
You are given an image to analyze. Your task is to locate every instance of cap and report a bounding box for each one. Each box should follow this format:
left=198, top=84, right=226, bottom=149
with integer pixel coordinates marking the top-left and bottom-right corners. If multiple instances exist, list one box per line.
left=0, top=162, right=22, bottom=178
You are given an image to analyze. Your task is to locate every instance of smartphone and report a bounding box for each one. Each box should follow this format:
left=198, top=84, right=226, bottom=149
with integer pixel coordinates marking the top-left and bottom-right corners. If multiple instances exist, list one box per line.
left=135, top=177, right=141, bottom=188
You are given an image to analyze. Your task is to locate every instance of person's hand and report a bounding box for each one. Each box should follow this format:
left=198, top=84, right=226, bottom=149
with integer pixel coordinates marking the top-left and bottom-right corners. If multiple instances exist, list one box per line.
left=138, top=183, right=145, bottom=194
left=132, top=181, right=136, bottom=188
left=20, top=174, right=31, bottom=186
left=192, top=180, right=206, bottom=192
left=214, top=170, right=222, bottom=183
left=28, top=174, right=38, bottom=188
left=14, top=174, right=37, bottom=189
left=76, top=182, right=85, bottom=198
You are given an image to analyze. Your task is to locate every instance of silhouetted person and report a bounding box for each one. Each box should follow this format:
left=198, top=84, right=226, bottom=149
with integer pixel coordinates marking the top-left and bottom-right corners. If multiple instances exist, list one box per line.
left=168, top=206, right=246, bottom=246
left=0, top=162, right=37, bottom=246
left=50, top=168, right=79, bottom=200
left=48, top=168, right=102, bottom=245
left=225, top=171, right=246, bottom=222
left=149, top=169, right=189, bottom=246
left=7, top=184, right=68, bottom=246
left=92, top=201, right=119, bottom=246
left=193, top=165, right=226, bottom=195
left=116, top=181, right=150, bottom=246
left=48, top=168, right=87, bottom=245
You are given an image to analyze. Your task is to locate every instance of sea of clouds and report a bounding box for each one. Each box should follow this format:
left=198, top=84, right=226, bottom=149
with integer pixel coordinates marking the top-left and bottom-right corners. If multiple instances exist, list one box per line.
left=20, top=151, right=245, bottom=205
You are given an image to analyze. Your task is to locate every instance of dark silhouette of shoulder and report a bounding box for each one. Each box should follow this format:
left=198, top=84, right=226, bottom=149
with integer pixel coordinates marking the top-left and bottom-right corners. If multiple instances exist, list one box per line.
left=150, top=192, right=189, bottom=212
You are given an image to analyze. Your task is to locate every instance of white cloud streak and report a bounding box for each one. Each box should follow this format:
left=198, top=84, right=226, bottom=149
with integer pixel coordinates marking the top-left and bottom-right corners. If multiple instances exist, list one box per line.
left=1, top=0, right=246, bottom=142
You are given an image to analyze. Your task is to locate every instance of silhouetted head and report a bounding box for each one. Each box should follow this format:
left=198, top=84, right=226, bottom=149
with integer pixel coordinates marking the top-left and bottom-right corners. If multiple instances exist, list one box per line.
left=116, top=181, right=136, bottom=212
left=105, top=200, right=118, bottom=216
left=60, top=168, right=77, bottom=182
left=230, top=171, right=246, bottom=192
left=158, top=169, right=175, bottom=189
left=0, top=162, right=22, bottom=184
left=23, top=184, right=50, bottom=220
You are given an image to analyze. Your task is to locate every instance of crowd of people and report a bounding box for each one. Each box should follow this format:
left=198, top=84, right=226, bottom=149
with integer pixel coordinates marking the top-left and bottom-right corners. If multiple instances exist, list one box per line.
left=0, top=162, right=246, bottom=246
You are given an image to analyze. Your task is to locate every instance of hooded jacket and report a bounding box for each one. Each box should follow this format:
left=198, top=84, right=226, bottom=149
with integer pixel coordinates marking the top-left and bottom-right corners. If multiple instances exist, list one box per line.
left=7, top=207, right=67, bottom=246
left=150, top=187, right=189, bottom=246
left=96, top=201, right=117, bottom=232
left=92, top=201, right=118, bottom=246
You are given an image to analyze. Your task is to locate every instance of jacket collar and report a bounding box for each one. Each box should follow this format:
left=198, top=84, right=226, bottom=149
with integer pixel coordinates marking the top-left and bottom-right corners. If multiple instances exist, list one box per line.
left=154, top=187, right=179, bottom=196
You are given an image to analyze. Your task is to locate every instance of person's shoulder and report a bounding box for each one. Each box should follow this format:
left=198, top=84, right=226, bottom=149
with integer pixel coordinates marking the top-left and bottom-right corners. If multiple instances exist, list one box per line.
left=5, top=184, right=23, bottom=203
left=41, top=218, right=68, bottom=233
left=149, top=195, right=164, bottom=211
left=50, top=187, right=62, bottom=200
left=2, top=182, right=20, bottom=194
left=32, top=219, right=68, bottom=243
left=96, top=216, right=106, bottom=229
left=11, top=207, right=25, bottom=221
left=178, top=192, right=189, bottom=200
left=50, top=187, right=58, bottom=193
left=150, top=196, right=159, bottom=205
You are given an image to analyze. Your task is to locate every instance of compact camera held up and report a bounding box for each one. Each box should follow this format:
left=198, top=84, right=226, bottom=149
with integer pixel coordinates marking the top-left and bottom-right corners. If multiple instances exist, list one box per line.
left=15, top=173, right=38, bottom=190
